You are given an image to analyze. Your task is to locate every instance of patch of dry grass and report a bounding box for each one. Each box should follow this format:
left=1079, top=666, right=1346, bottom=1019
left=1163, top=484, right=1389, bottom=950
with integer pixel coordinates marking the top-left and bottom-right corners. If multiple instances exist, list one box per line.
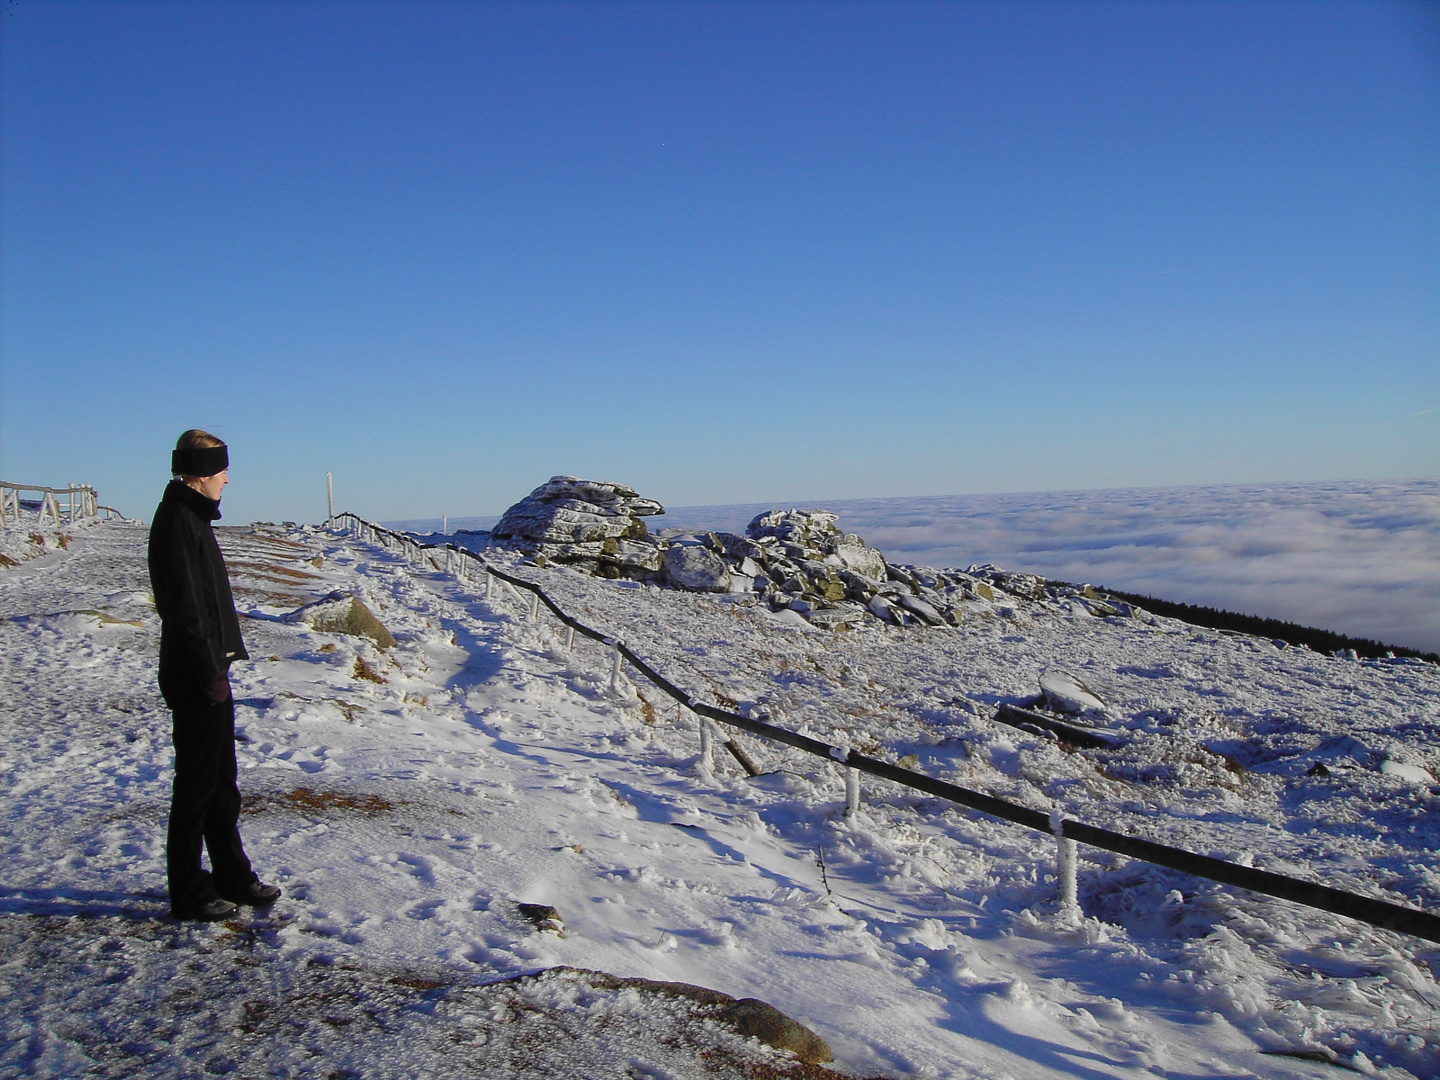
left=352, top=657, right=386, bottom=683
left=243, top=787, right=396, bottom=817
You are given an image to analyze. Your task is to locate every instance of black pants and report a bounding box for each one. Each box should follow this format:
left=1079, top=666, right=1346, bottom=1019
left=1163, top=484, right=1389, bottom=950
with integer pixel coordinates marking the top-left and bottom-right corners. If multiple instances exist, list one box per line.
left=163, top=683, right=256, bottom=914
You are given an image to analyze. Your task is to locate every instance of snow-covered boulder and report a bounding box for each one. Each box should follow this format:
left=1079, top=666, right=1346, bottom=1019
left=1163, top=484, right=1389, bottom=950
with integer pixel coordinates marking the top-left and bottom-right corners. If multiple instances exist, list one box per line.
left=284, top=591, right=395, bottom=649
left=1039, top=669, right=1106, bottom=715
left=829, top=533, right=888, bottom=581
left=491, top=476, right=666, bottom=575
left=663, top=542, right=730, bottom=591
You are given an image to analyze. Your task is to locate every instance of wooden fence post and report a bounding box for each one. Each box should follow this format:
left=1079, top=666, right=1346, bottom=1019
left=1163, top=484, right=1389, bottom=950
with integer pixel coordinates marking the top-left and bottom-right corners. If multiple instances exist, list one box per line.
left=608, top=639, right=625, bottom=693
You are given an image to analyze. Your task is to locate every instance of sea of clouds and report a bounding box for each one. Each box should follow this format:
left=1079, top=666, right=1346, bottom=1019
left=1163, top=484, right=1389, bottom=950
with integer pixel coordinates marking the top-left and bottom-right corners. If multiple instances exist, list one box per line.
left=393, top=478, right=1440, bottom=655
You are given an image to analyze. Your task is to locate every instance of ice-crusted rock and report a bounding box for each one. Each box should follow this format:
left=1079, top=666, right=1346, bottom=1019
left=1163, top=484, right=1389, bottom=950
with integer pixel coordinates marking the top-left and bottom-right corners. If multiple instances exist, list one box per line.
left=1040, top=669, right=1106, bottom=715
left=745, top=509, right=886, bottom=574
left=663, top=542, right=730, bottom=591
left=830, top=534, right=888, bottom=581
left=491, top=476, right=666, bottom=574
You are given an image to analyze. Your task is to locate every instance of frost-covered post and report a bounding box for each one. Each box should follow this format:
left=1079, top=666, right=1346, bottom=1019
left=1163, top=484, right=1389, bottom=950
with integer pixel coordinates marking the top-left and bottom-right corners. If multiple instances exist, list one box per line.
left=608, top=638, right=625, bottom=693
left=699, top=715, right=714, bottom=765
left=0, top=625, right=10, bottom=706
left=829, top=745, right=860, bottom=815
left=1051, top=806, right=1080, bottom=918
left=565, top=624, right=575, bottom=651
left=325, top=472, right=334, bottom=523
left=529, top=591, right=541, bottom=621
left=485, top=572, right=493, bottom=599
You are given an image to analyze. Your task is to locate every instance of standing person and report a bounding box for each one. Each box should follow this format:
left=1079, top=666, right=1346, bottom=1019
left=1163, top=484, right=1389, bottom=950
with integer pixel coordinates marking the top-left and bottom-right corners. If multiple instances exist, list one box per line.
left=148, top=430, right=280, bottom=921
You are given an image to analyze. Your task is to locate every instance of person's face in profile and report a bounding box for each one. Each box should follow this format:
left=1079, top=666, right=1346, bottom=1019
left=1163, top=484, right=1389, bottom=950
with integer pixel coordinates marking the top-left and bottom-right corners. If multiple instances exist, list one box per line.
left=187, top=469, right=228, bottom=501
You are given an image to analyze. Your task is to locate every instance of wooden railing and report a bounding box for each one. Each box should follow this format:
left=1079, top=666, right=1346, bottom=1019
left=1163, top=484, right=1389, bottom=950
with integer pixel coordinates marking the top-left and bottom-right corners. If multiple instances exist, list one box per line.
left=0, top=481, right=105, bottom=527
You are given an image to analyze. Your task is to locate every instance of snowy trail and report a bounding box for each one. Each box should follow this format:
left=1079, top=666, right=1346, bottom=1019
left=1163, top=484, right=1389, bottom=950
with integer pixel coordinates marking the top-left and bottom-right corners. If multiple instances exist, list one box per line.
left=2, top=521, right=1437, bottom=1078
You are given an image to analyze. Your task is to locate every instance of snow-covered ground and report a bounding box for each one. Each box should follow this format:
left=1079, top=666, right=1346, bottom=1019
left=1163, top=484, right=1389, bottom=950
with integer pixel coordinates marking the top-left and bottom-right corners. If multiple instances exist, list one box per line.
left=3, top=518, right=1439, bottom=1078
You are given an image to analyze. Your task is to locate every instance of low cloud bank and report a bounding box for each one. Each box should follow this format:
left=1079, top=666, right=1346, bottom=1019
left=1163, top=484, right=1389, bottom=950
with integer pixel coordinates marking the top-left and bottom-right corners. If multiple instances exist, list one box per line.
left=664, top=479, right=1440, bottom=655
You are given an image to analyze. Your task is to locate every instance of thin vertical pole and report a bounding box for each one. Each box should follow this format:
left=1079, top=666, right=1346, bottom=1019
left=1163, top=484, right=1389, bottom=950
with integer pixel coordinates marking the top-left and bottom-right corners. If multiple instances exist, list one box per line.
left=529, top=592, right=540, bottom=621
left=699, top=718, right=714, bottom=765
left=845, top=768, right=861, bottom=815
left=325, top=472, right=334, bottom=523
left=565, top=625, right=575, bottom=650
left=608, top=639, right=624, bottom=693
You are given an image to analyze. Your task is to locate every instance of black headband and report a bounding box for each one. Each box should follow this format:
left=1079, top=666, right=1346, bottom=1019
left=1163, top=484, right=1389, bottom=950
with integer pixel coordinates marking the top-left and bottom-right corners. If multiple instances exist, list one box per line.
left=172, top=445, right=229, bottom=477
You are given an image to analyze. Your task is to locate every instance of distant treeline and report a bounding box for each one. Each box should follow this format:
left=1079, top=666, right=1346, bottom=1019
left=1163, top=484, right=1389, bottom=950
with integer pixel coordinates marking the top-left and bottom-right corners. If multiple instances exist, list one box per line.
left=1100, top=588, right=1439, bottom=666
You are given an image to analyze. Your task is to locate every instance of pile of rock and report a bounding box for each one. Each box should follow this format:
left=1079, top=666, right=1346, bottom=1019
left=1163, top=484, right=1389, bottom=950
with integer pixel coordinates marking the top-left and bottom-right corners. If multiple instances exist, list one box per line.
left=490, top=476, right=665, bottom=577
left=677, top=508, right=965, bottom=631
left=489, top=477, right=1141, bottom=631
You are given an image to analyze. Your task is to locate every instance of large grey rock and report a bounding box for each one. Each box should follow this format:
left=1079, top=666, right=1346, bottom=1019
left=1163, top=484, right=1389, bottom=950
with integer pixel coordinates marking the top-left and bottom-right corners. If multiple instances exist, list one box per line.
left=896, top=592, right=944, bottom=626
left=492, top=476, right=666, bottom=575
left=525, top=476, right=663, bottom=516
left=663, top=543, right=730, bottom=591
left=830, top=533, right=887, bottom=580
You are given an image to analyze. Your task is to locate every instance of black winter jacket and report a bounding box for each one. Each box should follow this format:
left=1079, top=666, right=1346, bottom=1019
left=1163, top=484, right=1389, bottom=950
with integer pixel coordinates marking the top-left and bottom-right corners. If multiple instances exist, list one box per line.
left=148, top=480, right=248, bottom=690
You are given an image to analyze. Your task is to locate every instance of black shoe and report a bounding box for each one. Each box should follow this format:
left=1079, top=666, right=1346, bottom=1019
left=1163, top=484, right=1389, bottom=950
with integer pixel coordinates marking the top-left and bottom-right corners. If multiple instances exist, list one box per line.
left=221, top=881, right=282, bottom=907
left=173, top=898, right=239, bottom=922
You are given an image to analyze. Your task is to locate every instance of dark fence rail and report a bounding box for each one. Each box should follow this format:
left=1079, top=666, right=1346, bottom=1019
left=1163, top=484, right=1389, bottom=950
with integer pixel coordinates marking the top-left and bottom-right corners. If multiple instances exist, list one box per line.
left=327, top=512, right=1440, bottom=944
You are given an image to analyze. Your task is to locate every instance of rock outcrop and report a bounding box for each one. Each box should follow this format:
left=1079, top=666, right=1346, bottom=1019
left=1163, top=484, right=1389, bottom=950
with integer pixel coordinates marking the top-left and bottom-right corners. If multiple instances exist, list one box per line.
left=488, top=477, right=1143, bottom=633
left=491, top=476, right=665, bottom=578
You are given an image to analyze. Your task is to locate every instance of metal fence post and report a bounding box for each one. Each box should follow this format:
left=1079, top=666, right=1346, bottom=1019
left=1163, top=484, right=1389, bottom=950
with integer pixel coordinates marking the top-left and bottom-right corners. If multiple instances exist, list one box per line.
left=565, top=624, right=575, bottom=650
left=529, top=591, right=541, bottom=621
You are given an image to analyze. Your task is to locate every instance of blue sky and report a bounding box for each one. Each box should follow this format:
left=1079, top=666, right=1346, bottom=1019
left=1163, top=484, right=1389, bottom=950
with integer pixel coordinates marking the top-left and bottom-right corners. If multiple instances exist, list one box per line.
left=2, top=0, right=1436, bottom=524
